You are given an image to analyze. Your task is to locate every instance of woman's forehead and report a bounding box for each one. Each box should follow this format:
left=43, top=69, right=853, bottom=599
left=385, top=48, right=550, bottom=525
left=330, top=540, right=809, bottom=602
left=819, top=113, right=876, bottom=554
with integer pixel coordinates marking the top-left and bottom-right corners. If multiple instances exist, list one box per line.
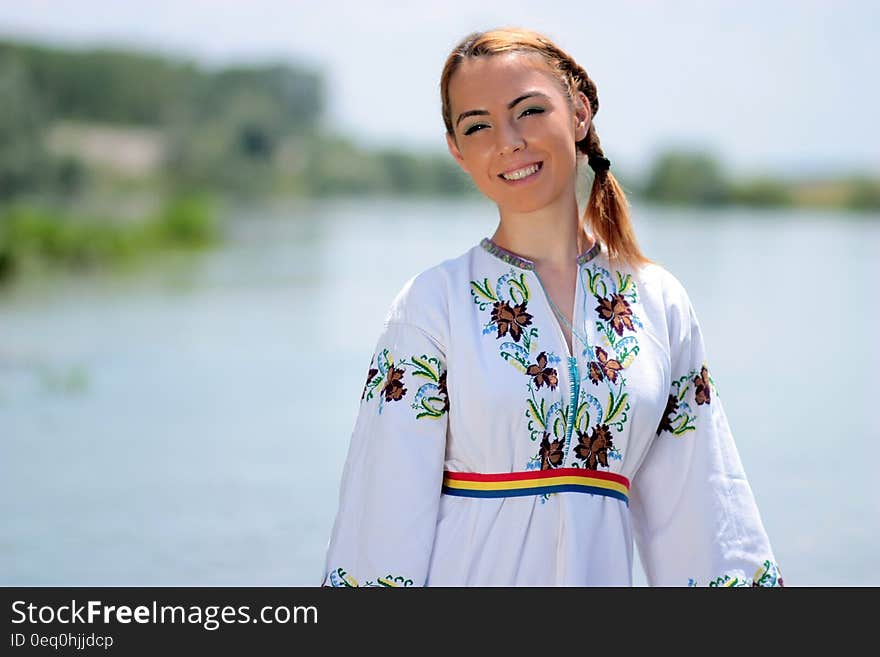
left=450, top=54, right=562, bottom=107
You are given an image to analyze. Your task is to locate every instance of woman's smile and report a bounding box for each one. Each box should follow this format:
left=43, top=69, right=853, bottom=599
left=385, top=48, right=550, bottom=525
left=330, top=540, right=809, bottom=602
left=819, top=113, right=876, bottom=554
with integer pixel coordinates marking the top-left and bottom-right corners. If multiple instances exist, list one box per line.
left=498, top=161, right=544, bottom=185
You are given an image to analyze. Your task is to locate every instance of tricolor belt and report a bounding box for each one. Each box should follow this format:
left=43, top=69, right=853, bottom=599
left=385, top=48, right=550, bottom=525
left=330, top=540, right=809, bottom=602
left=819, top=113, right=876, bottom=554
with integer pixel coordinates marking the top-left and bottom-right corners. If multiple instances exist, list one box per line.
left=442, top=467, right=630, bottom=505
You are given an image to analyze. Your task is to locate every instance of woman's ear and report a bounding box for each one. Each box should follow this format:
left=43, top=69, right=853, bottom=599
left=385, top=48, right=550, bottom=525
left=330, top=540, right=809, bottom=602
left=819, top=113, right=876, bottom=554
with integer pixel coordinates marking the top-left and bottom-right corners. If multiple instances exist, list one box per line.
left=574, top=91, right=591, bottom=142
left=446, top=132, right=470, bottom=174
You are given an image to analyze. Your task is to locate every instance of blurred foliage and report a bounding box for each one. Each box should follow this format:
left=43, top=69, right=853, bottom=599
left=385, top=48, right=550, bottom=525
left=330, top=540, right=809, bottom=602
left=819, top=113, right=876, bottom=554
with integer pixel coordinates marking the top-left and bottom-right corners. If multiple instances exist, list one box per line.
left=729, top=178, right=793, bottom=207
left=295, top=134, right=472, bottom=197
left=841, top=177, right=880, bottom=211
left=0, top=195, right=219, bottom=281
left=0, top=56, right=52, bottom=197
left=0, top=39, right=473, bottom=201
left=642, top=150, right=729, bottom=205
left=150, top=194, right=219, bottom=248
left=0, top=38, right=877, bottom=284
left=0, top=41, right=323, bottom=129
left=641, top=149, right=878, bottom=213
left=2, top=38, right=875, bottom=209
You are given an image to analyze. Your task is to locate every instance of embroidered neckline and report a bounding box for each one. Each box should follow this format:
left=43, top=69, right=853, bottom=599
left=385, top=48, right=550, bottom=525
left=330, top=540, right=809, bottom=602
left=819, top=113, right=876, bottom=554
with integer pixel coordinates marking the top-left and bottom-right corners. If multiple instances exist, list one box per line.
left=479, top=234, right=602, bottom=270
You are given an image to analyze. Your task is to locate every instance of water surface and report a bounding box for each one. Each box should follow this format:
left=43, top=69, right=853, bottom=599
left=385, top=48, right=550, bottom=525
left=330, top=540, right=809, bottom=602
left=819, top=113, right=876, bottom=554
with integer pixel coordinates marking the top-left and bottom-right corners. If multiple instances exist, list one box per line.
left=2, top=198, right=877, bottom=585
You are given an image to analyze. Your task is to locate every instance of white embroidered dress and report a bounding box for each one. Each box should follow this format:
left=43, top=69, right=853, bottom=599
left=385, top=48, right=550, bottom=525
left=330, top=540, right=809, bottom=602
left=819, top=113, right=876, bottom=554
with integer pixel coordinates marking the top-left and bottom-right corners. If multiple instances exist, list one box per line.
left=322, top=234, right=782, bottom=587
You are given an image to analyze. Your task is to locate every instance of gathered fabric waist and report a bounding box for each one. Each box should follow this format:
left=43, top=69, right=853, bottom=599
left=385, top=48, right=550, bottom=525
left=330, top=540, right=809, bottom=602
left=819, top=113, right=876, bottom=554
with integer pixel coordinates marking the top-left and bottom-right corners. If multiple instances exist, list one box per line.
left=442, top=467, right=630, bottom=505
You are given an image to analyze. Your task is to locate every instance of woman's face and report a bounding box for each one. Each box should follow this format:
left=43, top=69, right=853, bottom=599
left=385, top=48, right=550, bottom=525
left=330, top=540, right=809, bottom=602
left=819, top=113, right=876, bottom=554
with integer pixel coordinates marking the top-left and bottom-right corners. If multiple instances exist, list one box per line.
left=446, top=52, right=590, bottom=215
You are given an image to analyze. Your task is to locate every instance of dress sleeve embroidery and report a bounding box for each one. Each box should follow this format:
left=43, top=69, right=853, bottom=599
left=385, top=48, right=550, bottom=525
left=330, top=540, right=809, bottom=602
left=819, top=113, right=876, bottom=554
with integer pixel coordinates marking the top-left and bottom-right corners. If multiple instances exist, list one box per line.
left=323, top=567, right=415, bottom=588
left=688, top=560, right=785, bottom=587
left=360, top=346, right=448, bottom=419
left=656, top=363, right=718, bottom=436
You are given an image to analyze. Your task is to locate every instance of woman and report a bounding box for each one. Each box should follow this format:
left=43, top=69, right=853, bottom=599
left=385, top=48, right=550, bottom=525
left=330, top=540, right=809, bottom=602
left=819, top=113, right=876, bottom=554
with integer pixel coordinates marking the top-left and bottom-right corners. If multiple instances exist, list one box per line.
left=321, top=27, right=782, bottom=587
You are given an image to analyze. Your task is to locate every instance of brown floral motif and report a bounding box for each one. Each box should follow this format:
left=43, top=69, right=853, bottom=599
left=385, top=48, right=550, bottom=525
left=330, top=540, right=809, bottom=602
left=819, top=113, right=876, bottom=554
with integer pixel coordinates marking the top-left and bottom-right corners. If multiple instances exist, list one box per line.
left=574, top=423, right=614, bottom=470
left=526, top=351, right=558, bottom=390
left=490, top=300, right=533, bottom=342
left=437, top=369, right=450, bottom=413
left=656, top=394, right=679, bottom=435
left=587, top=346, right=623, bottom=385
left=595, top=293, right=635, bottom=336
left=361, top=367, right=379, bottom=400
left=382, top=365, right=407, bottom=402
left=538, top=433, right=565, bottom=470
left=694, top=365, right=712, bottom=405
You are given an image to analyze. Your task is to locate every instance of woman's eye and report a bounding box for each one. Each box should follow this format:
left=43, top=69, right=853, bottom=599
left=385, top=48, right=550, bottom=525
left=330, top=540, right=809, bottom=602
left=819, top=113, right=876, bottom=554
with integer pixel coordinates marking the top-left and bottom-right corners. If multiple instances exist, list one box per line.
left=463, top=108, right=544, bottom=136
left=463, top=123, right=486, bottom=136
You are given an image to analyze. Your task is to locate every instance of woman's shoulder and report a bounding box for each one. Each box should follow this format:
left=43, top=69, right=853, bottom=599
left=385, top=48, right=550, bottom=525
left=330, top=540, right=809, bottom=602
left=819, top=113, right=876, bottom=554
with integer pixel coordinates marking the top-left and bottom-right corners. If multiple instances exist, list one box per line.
left=383, top=245, right=477, bottom=345
left=628, top=258, right=696, bottom=329
left=638, top=259, right=690, bottom=299
left=614, top=258, right=698, bottom=357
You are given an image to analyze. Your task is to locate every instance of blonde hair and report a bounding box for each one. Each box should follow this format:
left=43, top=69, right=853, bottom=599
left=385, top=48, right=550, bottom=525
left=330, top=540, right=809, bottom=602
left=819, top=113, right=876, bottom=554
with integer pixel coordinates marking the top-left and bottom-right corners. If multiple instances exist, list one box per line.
left=440, top=27, right=652, bottom=270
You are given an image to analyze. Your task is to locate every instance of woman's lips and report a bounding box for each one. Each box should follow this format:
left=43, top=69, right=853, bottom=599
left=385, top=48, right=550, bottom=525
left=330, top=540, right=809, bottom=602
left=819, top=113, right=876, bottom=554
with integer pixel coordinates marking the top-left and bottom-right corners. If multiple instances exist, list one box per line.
left=498, top=161, right=544, bottom=185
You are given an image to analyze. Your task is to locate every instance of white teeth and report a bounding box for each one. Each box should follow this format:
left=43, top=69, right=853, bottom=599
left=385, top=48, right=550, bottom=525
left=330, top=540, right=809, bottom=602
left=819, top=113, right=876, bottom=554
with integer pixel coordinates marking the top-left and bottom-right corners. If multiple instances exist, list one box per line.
left=502, top=163, right=540, bottom=180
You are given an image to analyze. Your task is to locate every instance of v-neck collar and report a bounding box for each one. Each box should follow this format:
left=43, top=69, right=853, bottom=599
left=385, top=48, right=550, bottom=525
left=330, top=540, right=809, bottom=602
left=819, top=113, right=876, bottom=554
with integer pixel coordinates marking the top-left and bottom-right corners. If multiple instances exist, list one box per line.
left=479, top=233, right=602, bottom=270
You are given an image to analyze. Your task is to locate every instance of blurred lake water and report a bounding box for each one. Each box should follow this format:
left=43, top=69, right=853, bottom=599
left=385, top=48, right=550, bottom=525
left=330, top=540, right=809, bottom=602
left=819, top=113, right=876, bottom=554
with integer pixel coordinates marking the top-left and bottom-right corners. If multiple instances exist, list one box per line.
left=1, top=197, right=878, bottom=586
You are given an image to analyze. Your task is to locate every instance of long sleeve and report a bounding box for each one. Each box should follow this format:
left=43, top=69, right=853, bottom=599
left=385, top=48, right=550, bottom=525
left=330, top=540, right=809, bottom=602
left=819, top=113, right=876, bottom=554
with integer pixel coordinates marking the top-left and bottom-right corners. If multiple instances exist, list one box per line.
left=629, top=280, right=783, bottom=587
left=321, top=318, right=449, bottom=587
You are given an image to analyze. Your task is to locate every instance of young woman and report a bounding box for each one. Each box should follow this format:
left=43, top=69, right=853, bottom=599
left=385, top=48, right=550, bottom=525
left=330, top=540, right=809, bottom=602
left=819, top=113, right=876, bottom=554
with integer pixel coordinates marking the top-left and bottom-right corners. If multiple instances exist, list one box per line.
left=321, top=27, right=782, bottom=587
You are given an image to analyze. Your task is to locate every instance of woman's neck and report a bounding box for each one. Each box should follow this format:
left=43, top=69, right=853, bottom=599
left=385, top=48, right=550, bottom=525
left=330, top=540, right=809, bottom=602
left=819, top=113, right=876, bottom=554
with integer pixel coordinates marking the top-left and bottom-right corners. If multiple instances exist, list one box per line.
left=491, top=193, right=592, bottom=270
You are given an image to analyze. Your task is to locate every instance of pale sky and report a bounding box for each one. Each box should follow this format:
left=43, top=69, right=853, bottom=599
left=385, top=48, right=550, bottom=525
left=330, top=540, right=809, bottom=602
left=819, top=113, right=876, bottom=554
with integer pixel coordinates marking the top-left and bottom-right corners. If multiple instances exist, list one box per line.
left=1, top=0, right=877, bottom=177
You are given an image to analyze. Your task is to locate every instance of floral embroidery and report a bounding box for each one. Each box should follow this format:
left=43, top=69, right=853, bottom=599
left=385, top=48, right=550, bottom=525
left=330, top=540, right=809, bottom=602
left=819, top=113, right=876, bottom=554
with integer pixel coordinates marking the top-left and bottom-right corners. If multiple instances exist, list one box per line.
left=595, top=293, right=636, bottom=336
left=573, top=423, right=614, bottom=470
left=325, top=567, right=415, bottom=588
left=752, top=560, right=784, bottom=587
left=655, top=394, right=678, bottom=435
left=437, top=370, right=450, bottom=414
left=587, top=346, right=622, bottom=385
left=491, top=300, right=534, bottom=342
left=360, top=351, right=390, bottom=406
left=585, top=270, right=644, bottom=351
left=471, top=270, right=559, bottom=427
left=657, top=362, right=717, bottom=436
left=569, top=266, right=642, bottom=469
left=694, top=365, right=712, bottom=405
left=405, top=354, right=449, bottom=419
left=687, top=560, right=784, bottom=587
left=538, top=433, right=565, bottom=470
left=470, top=270, right=567, bottom=465
left=526, top=352, right=558, bottom=390
left=471, top=262, right=641, bottom=484
left=360, top=344, right=448, bottom=419
left=361, top=361, right=379, bottom=401
left=470, top=271, right=539, bottom=355
left=383, top=365, right=407, bottom=402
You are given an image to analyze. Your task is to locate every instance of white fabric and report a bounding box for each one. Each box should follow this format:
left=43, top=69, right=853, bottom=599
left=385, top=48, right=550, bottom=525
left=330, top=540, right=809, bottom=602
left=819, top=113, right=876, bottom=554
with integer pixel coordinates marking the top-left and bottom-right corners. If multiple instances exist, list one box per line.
left=322, top=235, right=782, bottom=587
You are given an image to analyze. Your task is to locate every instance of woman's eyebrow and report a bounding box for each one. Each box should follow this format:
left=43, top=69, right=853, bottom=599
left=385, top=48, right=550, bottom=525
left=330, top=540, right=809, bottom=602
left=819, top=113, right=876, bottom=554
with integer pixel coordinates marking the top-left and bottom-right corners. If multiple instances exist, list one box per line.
left=456, top=91, right=551, bottom=127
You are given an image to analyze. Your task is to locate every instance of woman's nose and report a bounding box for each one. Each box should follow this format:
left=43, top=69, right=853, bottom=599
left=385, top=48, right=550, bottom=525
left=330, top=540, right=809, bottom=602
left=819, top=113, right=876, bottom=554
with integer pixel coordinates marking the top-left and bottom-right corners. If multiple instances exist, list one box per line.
left=497, top=120, right=526, bottom=155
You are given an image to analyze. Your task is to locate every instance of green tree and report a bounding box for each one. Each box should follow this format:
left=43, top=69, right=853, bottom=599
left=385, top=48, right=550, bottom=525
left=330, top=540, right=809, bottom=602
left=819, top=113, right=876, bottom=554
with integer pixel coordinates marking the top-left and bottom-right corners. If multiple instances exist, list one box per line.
left=642, top=150, right=729, bottom=205
left=0, top=57, right=51, bottom=198
left=845, top=177, right=880, bottom=211
left=729, top=177, right=793, bottom=207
